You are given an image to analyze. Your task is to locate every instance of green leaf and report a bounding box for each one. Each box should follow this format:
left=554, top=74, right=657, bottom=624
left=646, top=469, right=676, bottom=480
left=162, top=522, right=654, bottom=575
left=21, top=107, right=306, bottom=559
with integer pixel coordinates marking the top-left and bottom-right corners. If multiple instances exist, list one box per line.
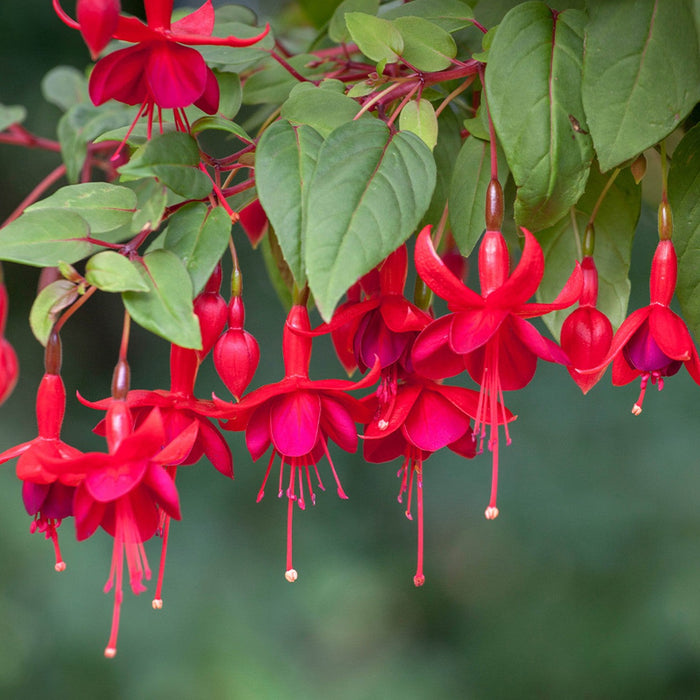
left=163, top=204, right=232, bottom=294
left=122, top=178, right=168, bottom=233
left=669, top=124, right=700, bottom=339
left=382, top=0, right=474, bottom=32
left=392, top=16, right=457, bottom=72
left=345, top=13, right=404, bottom=63
left=305, top=120, right=436, bottom=319
left=26, top=183, right=137, bottom=235
left=255, top=120, right=324, bottom=286
left=58, top=102, right=136, bottom=183
left=421, top=106, right=463, bottom=227
left=0, top=104, right=26, bottom=131
left=242, top=55, right=328, bottom=105
left=85, top=251, right=150, bottom=293
left=449, top=136, right=508, bottom=256
left=119, top=132, right=211, bottom=199
left=0, top=210, right=94, bottom=266
left=281, top=82, right=362, bottom=137
left=29, top=280, right=80, bottom=347
left=41, top=66, right=89, bottom=112
left=299, top=0, right=344, bottom=27
left=583, top=0, right=700, bottom=172
left=399, top=98, right=438, bottom=150
left=197, top=18, right=274, bottom=72
left=537, top=165, right=641, bottom=338
left=485, top=2, right=592, bottom=230
left=260, top=227, right=294, bottom=310
left=190, top=116, right=251, bottom=141
left=329, top=0, right=380, bottom=43
left=122, top=250, right=202, bottom=349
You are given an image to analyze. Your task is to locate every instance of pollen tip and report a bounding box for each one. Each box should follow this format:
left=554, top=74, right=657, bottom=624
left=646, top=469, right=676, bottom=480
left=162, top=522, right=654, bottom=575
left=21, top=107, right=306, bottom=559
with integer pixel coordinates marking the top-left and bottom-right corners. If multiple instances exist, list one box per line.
left=484, top=506, right=499, bottom=520
left=285, top=568, right=298, bottom=583
left=104, top=647, right=117, bottom=659
left=413, top=574, right=426, bottom=587
left=404, top=511, right=413, bottom=521
left=54, top=561, right=66, bottom=572
left=632, top=404, right=643, bottom=416
left=152, top=599, right=163, bottom=610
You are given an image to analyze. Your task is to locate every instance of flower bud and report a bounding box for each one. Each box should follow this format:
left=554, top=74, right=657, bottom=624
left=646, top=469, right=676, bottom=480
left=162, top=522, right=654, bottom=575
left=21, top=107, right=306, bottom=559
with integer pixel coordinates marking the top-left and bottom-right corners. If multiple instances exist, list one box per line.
left=238, top=199, right=269, bottom=248
left=213, top=297, right=260, bottom=399
left=193, top=289, right=227, bottom=363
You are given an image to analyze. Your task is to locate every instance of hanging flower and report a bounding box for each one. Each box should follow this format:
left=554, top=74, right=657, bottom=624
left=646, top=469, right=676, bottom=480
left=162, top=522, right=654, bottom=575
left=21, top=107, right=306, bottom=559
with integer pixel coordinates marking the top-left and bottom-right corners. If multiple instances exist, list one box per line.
left=53, top=0, right=270, bottom=128
left=412, top=225, right=581, bottom=518
left=364, top=375, right=511, bottom=586
left=218, top=304, right=379, bottom=582
left=593, top=238, right=700, bottom=414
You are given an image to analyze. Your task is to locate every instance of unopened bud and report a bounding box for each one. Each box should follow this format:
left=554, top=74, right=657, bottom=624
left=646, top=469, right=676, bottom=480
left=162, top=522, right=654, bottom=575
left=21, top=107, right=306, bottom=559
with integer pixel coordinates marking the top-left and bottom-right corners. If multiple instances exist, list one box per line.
left=485, top=178, right=503, bottom=231
left=658, top=200, right=673, bottom=241
left=630, top=153, right=647, bottom=184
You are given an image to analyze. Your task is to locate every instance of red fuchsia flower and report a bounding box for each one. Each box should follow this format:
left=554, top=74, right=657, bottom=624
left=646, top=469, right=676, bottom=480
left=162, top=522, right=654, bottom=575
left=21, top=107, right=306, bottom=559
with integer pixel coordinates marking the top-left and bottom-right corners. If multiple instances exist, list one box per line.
left=592, top=237, right=700, bottom=414
left=411, top=225, right=582, bottom=519
left=0, top=332, right=80, bottom=571
left=53, top=0, right=270, bottom=132
left=560, top=255, right=613, bottom=394
left=45, top=385, right=198, bottom=658
left=217, top=304, right=379, bottom=582
left=364, top=376, right=513, bottom=586
left=0, top=279, right=18, bottom=406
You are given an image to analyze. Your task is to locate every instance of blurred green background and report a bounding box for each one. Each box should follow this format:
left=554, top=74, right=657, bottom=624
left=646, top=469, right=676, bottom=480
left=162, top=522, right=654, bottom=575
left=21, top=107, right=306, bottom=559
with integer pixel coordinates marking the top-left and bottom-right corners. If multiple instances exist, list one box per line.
left=1, top=2, right=700, bottom=699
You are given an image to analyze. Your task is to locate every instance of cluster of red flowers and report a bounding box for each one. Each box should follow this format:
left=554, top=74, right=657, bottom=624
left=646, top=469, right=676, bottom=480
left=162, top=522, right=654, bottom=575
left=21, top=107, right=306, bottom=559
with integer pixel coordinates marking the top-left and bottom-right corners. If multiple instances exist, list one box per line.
left=0, top=0, right=698, bottom=660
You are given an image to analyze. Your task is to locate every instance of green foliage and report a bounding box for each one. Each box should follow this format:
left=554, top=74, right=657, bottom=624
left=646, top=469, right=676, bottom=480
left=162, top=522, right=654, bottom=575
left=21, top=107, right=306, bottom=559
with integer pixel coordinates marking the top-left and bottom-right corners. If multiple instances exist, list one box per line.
left=29, top=280, right=79, bottom=346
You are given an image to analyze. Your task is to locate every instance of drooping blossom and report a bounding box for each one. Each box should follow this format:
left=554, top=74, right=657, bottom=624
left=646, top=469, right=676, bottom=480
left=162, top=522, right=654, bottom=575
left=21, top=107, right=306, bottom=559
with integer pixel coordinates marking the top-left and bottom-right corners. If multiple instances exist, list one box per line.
left=217, top=304, right=379, bottom=582
left=560, top=255, right=613, bottom=394
left=591, top=236, right=700, bottom=414
left=364, top=375, right=512, bottom=586
left=53, top=0, right=270, bottom=133
left=45, top=373, right=199, bottom=658
left=412, top=225, right=581, bottom=519
left=0, top=331, right=80, bottom=571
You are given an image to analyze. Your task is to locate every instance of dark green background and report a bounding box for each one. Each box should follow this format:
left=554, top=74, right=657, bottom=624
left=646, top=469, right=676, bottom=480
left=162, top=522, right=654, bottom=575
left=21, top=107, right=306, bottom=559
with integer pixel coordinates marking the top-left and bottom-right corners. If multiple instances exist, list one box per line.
left=0, top=2, right=699, bottom=698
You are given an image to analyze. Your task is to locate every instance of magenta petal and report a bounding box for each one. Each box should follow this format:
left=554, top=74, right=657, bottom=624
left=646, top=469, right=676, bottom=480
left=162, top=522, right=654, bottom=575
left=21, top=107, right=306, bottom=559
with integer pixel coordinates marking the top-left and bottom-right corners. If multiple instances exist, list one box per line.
left=143, top=464, right=181, bottom=520
left=270, top=391, right=321, bottom=457
left=380, top=296, right=431, bottom=333
left=146, top=41, right=208, bottom=108
left=114, top=408, right=166, bottom=462
left=319, top=397, right=358, bottom=453
left=85, top=458, right=149, bottom=503
left=22, top=481, right=49, bottom=516
left=155, top=420, right=199, bottom=465
left=194, top=66, right=220, bottom=114
left=73, top=484, right=106, bottom=541
left=39, top=482, right=75, bottom=519
left=128, top=487, right=160, bottom=541
left=612, top=352, right=639, bottom=386
left=411, top=315, right=467, bottom=380
left=403, top=388, right=470, bottom=451
left=355, top=309, right=412, bottom=370
left=88, top=43, right=150, bottom=105
left=450, top=308, right=506, bottom=354
left=363, top=430, right=408, bottom=463
left=246, top=405, right=272, bottom=461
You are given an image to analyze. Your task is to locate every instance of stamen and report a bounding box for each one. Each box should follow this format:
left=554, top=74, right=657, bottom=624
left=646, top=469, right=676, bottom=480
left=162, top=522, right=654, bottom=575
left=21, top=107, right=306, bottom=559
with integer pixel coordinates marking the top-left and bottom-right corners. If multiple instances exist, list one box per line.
left=257, top=450, right=276, bottom=502
left=304, top=461, right=316, bottom=505
left=405, top=463, right=415, bottom=520
left=320, top=437, right=348, bottom=499
left=48, top=523, right=66, bottom=572
left=632, top=373, right=650, bottom=416
left=285, top=468, right=296, bottom=581
left=152, top=513, right=172, bottom=610
left=413, top=463, right=425, bottom=587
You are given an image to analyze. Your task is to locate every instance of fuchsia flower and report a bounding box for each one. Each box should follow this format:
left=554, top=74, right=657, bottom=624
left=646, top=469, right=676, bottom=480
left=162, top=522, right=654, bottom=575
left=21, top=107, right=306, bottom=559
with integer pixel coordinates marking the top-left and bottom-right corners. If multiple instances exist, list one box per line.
left=595, top=238, right=700, bottom=414
left=218, top=304, right=379, bottom=582
left=45, top=389, right=198, bottom=658
left=54, top=0, right=270, bottom=125
left=364, top=376, right=512, bottom=586
left=560, top=255, right=613, bottom=394
left=0, top=333, right=80, bottom=571
left=412, top=225, right=582, bottom=518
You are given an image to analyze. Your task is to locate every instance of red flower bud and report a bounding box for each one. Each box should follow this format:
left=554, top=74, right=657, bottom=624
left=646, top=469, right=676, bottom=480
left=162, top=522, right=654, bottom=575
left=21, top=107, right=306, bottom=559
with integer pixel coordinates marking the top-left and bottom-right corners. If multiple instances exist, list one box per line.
left=213, top=297, right=260, bottom=399
left=238, top=199, right=269, bottom=247
left=193, top=289, right=227, bottom=363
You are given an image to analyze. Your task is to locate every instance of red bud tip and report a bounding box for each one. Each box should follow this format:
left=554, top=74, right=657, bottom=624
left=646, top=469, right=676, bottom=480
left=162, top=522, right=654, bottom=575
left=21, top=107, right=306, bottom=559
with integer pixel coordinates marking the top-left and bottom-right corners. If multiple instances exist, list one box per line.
left=45, top=330, right=63, bottom=376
